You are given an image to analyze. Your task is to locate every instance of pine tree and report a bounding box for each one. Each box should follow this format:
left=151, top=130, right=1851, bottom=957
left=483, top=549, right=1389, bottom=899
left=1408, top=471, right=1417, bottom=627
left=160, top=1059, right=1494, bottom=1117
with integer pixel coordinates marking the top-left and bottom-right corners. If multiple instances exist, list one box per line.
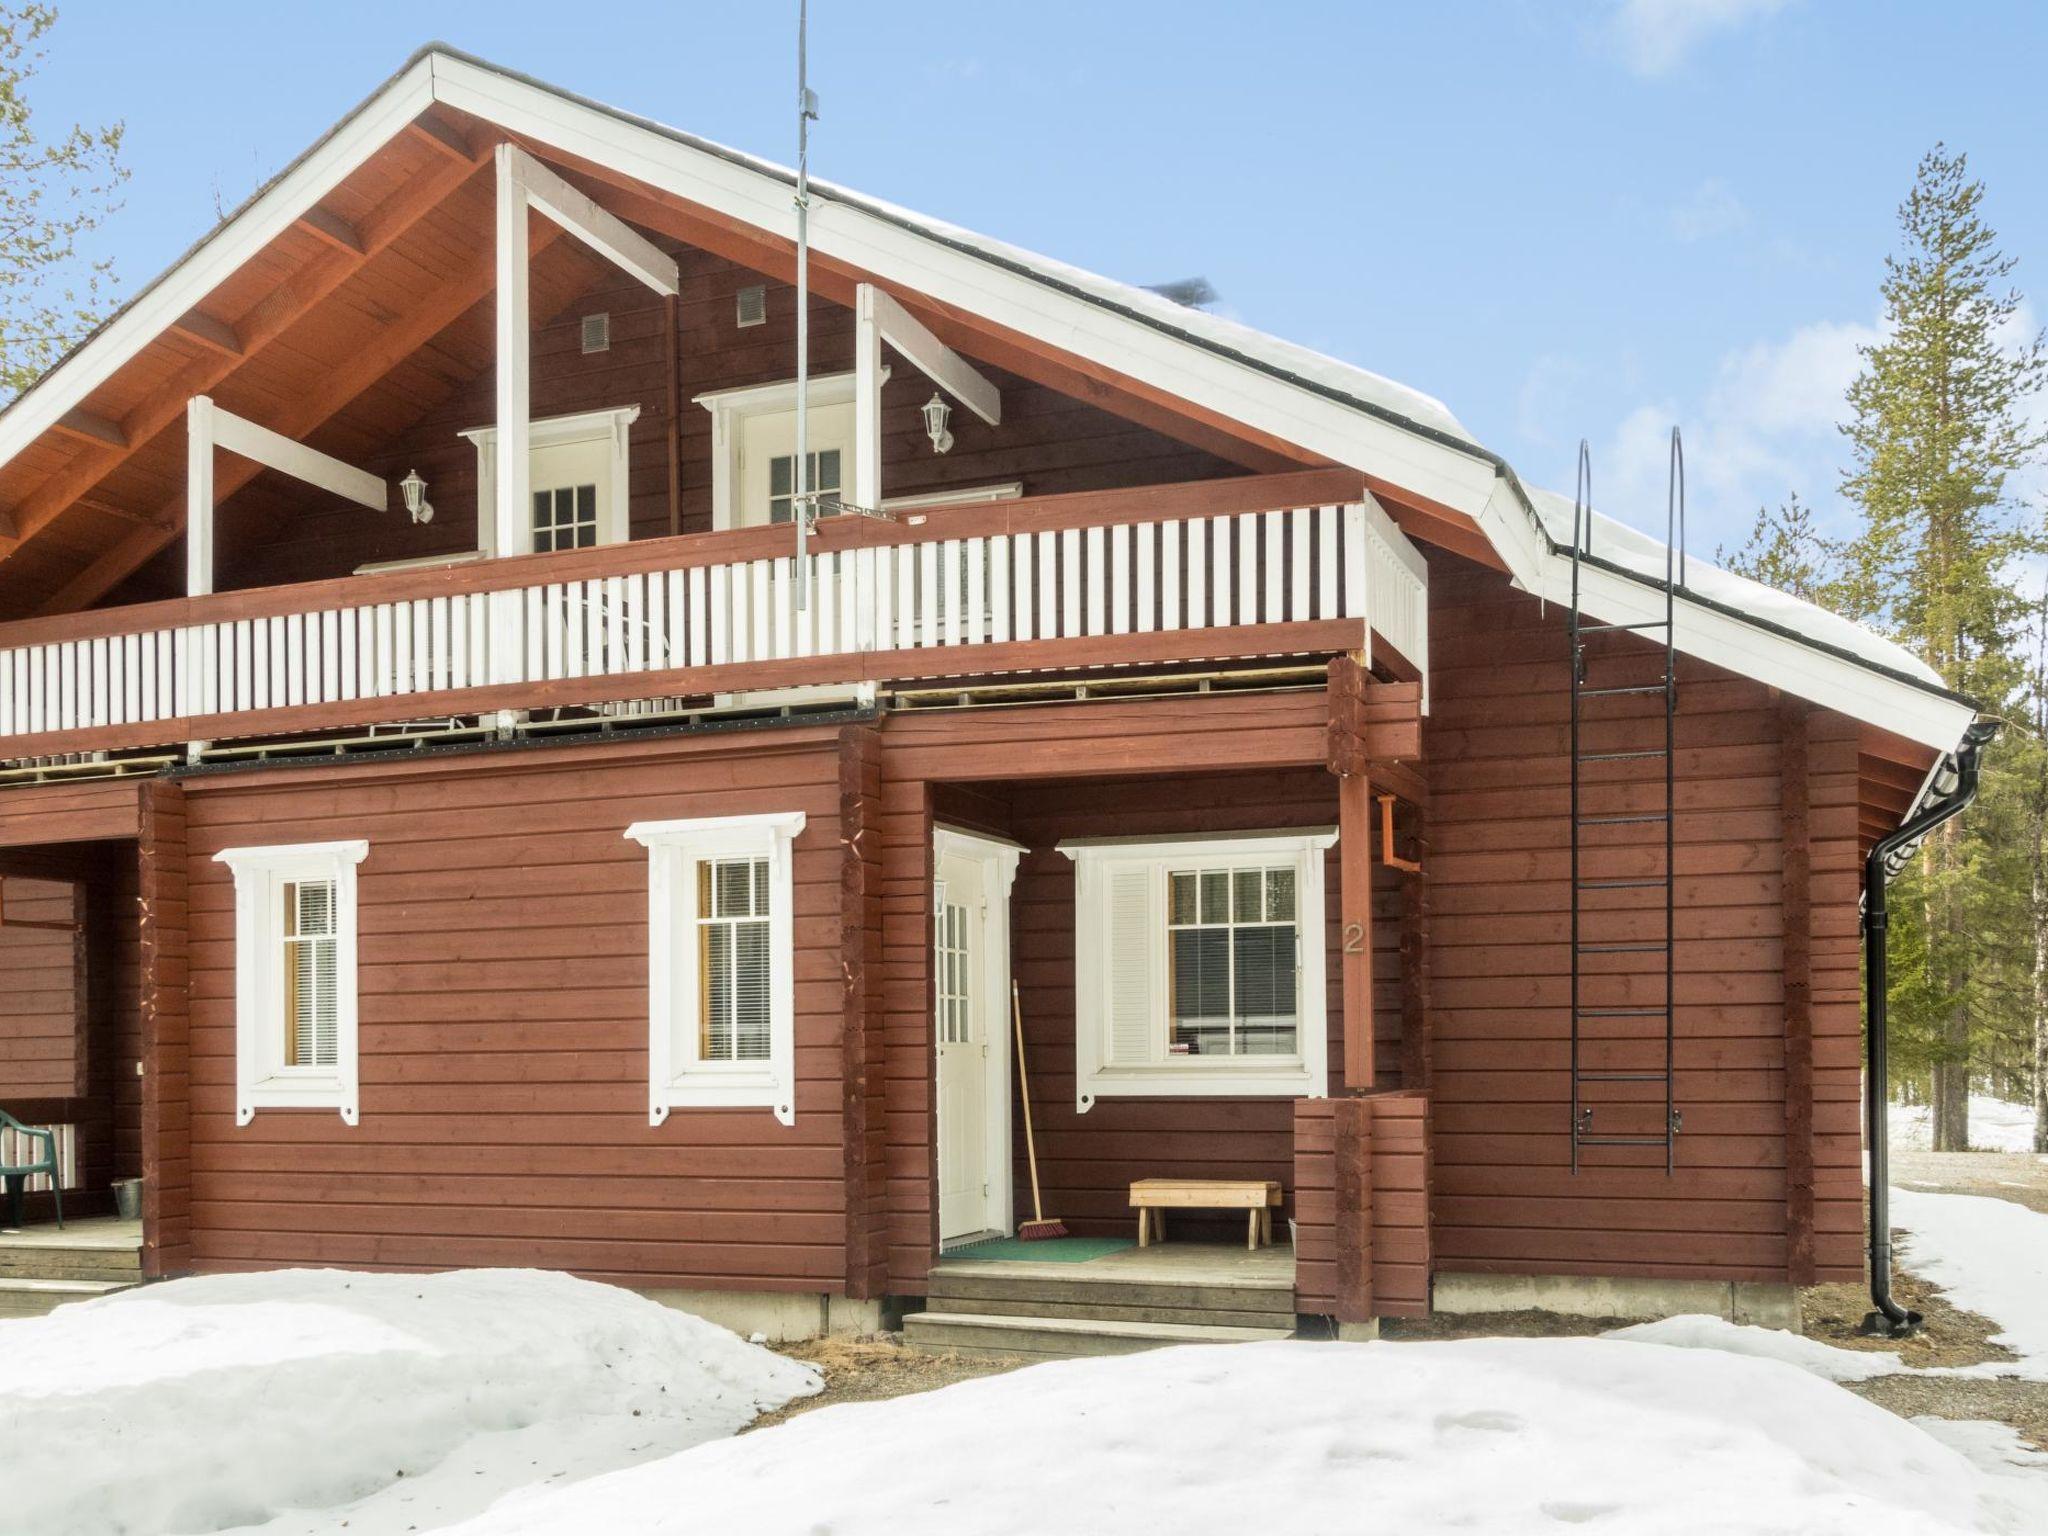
left=0, top=4, right=126, bottom=401
left=1717, top=494, right=1842, bottom=607
left=1838, top=144, right=2048, bottom=1151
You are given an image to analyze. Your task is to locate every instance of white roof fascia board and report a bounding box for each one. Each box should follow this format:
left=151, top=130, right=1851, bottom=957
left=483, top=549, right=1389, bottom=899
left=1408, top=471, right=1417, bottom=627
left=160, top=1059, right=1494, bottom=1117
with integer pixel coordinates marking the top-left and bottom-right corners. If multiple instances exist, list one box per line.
left=0, top=58, right=436, bottom=471
left=425, top=55, right=1502, bottom=521
left=1537, top=556, right=1974, bottom=752
left=1474, top=471, right=1548, bottom=590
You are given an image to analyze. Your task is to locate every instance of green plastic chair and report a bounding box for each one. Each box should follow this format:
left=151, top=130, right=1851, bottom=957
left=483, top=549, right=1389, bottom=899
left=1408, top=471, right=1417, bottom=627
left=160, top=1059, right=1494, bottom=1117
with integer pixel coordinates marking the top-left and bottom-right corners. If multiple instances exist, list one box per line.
left=0, top=1110, right=62, bottom=1230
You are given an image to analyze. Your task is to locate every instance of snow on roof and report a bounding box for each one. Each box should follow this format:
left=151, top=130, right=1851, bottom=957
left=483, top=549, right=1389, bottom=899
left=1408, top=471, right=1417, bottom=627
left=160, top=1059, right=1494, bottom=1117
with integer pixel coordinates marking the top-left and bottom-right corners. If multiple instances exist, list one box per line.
left=0, top=45, right=1964, bottom=741
left=1524, top=486, right=1944, bottom=690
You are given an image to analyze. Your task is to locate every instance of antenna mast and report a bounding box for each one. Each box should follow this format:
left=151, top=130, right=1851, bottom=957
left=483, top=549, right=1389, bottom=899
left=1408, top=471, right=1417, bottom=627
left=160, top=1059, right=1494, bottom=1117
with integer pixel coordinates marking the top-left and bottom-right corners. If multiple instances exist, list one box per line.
left=793, top=0, right=820, bottom=609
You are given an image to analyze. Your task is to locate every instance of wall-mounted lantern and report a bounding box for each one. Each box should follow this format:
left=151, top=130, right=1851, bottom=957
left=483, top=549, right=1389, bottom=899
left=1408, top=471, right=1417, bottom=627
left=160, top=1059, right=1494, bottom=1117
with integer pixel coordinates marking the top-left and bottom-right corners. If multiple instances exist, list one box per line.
left=399, top=468, right=434, bottom=525
left=922, top=393, right=955, bottom=455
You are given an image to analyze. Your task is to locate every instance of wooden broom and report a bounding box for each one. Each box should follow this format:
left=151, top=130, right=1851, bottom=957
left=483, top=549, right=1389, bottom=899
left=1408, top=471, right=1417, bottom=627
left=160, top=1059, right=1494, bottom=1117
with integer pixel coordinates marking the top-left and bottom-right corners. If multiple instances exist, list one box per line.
left=1012, top=980, right=1067, bottom=1240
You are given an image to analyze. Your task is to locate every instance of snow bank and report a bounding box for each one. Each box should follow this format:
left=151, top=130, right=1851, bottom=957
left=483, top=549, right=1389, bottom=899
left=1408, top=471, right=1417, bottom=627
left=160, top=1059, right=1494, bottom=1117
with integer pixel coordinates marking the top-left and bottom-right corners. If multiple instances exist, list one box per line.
left=1607, top=1313, right=1906, bottom=1381
left=436, top=1338, right=2042, bottom=1536
left=1895, top=1188, right=2048, bottom=1376
left=1891, top=1096, right=2043, bottom=1156
left=0, top=1267, right=817, bottom=1536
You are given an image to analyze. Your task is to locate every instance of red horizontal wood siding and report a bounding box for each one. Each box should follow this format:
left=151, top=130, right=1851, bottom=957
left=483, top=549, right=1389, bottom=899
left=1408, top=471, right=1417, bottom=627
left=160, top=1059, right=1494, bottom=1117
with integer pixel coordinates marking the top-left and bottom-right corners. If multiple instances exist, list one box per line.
left=1423, top=560, right=1848, bottom=1284
left=176, top=727, right=856, bottom=1290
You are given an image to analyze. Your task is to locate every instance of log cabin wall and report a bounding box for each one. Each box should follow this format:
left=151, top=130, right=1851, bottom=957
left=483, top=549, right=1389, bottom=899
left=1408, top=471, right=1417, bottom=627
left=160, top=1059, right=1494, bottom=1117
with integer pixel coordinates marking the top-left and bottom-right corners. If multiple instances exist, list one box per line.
left=1423, top=557, right=1859, bottom=1285
left=130, top=241, right=1245, bottom=599
left=0, top=841, right=143, bottom=1222
left=175, top=726, right=855, bottom=1288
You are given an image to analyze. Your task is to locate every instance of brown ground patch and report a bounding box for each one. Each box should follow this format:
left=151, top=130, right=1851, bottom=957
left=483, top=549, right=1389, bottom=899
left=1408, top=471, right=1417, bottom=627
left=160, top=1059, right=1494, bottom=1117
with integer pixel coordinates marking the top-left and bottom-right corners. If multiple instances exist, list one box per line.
left=751, top=1335, right=1029, bottom=1430
left=1849, top=1374, right=2048, bottom=1454
left=1801, top=1242, right=2017, bottom=1371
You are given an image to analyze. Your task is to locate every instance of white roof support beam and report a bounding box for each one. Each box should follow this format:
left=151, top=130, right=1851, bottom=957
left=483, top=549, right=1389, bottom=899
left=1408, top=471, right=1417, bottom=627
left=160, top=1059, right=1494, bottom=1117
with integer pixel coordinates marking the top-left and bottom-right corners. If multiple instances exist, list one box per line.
left=505, top=143, right=679, bottom=298
left=185, top=394, right=385, bottom=597
left=853, top=285, right=883, bottom=510
left=864, top=284, right=1001, bottom=427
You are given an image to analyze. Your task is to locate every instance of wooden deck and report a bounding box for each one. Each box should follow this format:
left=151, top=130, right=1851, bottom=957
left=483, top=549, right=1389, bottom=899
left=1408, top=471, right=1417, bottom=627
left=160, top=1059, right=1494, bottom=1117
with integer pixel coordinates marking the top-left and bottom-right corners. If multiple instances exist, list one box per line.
left=0, top=1215, right=143, bottom=1316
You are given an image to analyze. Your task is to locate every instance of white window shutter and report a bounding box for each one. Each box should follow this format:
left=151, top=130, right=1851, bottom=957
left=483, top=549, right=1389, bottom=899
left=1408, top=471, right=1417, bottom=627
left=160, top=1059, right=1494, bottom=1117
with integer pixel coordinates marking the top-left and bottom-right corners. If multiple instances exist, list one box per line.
left=1104, top=864, right=1158, bottom=1067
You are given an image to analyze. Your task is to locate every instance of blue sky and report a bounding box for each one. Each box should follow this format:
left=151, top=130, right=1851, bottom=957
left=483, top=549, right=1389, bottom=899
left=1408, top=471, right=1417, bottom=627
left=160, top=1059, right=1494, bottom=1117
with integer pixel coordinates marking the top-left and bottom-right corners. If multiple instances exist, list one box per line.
left=31, top=0, right=2048, bottom=555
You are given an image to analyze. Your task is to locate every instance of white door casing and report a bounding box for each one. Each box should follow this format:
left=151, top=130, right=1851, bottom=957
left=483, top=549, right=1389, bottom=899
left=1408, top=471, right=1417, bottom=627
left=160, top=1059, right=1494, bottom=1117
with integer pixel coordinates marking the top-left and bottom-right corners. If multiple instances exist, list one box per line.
left=934, top=827, right=1021, bottom=1245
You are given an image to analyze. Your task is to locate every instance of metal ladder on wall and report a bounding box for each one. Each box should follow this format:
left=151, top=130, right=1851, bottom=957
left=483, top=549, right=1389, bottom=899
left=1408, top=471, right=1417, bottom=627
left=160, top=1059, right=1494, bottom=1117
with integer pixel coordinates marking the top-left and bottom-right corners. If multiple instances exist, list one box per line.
left=1568, top=433, right=1685, bottom=1174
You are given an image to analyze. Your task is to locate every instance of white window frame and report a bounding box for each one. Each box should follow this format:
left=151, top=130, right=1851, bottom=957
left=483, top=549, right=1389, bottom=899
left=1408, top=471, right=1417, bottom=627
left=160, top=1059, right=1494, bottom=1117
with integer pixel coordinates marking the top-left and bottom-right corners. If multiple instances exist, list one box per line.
left=214, top=840, right=369, bottom=1126
left=461, top=404, right=640, bottom=557
left=696, top=369, right=887, bottom=530
left=626, top=811, right=805, bottom=1127
left=1060, top=828, right=1334, bottom=1112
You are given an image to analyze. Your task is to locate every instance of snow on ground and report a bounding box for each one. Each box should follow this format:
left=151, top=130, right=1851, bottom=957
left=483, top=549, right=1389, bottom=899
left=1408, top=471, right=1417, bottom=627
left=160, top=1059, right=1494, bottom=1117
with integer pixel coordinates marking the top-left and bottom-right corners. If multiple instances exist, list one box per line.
left=1609, top=1312, right=1906, bottom=1381
left=1617, top=1187, right=2048, bottom=1388
left=1891, top=1096, right=2043, bottom=1156
left=0, top=1267, right=818, bottom=1536
left=1895, top=1187, right=2048, bottom=1377
left=432, top=1338, right=2046, bottom=1536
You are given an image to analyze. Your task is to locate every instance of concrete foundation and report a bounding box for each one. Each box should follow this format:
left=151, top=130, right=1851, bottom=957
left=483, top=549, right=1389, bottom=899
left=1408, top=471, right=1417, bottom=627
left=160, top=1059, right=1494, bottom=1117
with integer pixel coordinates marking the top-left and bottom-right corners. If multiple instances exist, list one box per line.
left=1432, top=1272, right=1802, bottom=1330
left=638, top=1287, right=887, bottom=1342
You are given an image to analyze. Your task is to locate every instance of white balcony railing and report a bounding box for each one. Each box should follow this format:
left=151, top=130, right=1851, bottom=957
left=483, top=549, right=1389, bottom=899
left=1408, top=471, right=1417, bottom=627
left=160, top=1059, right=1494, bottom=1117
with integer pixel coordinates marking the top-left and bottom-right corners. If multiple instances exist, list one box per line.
left=0, top=481, right=1427, bottom=755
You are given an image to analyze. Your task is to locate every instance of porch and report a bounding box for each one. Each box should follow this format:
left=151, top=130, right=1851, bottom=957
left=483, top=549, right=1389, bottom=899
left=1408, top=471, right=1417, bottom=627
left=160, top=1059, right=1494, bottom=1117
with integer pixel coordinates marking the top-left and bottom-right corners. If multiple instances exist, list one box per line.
left=907, top=1240, right=1298, bottom=1359
left=908, top=680, right=1434, bottom=1342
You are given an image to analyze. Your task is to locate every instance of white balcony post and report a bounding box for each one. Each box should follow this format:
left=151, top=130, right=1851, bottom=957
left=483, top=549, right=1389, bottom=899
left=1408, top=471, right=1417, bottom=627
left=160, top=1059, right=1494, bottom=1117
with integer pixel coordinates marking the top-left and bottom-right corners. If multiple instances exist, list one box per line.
left=185, top=395, right=216, bottom=598
left=853, top=284, right=884, bottom=654
left=489, top=144, right=531, bottom=692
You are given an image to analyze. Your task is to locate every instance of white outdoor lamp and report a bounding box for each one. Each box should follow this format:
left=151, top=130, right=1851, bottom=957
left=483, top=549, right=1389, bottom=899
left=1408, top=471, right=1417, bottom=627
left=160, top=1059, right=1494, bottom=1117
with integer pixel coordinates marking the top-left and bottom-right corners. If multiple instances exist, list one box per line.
left=922, top=393, right=954, bottom=455
left=399, top=467, right=434, bottom=525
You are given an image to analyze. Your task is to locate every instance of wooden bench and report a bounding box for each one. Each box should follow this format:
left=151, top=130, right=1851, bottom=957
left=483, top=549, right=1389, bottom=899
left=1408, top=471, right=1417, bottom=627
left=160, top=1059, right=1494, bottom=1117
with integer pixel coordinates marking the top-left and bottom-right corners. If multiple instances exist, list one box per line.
left=1129, top=1178, right=1283, bottom=1250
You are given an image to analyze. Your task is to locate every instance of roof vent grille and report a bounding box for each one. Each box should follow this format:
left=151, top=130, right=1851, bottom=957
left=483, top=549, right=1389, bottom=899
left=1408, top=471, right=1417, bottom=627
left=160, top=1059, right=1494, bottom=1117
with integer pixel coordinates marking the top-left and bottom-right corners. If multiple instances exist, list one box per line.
left=580, top=312, right=611, bottom=354
left=736, top=285, right=767, bottom=328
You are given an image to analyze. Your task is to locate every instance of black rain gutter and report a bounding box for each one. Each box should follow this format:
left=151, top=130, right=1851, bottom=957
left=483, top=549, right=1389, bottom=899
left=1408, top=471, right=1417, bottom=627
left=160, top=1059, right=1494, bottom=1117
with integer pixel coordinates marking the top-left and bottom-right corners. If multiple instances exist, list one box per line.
left=1860, top=717, right=1999, bottom=1337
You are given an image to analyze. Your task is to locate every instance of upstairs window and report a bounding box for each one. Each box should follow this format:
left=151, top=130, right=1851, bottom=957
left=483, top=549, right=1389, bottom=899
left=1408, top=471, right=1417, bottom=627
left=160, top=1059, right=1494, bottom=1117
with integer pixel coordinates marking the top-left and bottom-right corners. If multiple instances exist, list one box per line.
left=697, top=370, right=884, bottom=530
left=215, top=841, right=368, bottom=1125
left=461, top=405, right=640, bottom=556
left=1060, top=830, right=1332, bottom=1112
left=627, top=812, right=805, bottom=1126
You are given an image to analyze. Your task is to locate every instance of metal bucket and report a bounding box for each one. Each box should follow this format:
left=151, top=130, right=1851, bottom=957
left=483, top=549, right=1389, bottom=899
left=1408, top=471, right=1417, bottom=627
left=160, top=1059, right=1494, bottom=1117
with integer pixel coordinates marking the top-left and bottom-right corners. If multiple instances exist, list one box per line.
left=112, top=1177, right=143, bottom=1221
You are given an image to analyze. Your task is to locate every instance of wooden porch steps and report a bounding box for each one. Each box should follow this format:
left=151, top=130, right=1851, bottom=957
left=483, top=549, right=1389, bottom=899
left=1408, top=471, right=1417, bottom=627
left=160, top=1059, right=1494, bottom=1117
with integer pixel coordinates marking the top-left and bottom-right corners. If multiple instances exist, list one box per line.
left=904, top=1309, right=1291, bottom=1360
left=0, top=1216, right=145, bottom=1312
left=0, top=1276, right=135, bottom=1318
left=905, top=1252, right=1299, bottom=1358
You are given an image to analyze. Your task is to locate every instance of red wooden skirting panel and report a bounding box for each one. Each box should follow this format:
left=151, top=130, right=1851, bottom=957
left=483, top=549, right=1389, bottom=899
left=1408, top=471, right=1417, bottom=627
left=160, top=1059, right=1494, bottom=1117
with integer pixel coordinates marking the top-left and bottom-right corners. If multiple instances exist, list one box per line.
left=1293, top=1090, right=1433, bottom=1320
left=1293, top=1099, right=1337, bottom=1313
left=1368, top=1090, right=1433, bottom=1317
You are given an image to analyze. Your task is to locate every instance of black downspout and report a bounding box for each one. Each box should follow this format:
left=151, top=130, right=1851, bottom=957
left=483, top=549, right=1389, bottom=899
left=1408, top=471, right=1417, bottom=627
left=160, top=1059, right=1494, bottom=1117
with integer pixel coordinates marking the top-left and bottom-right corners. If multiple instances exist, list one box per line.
left=1860, top=718, right=1999, bottom=1337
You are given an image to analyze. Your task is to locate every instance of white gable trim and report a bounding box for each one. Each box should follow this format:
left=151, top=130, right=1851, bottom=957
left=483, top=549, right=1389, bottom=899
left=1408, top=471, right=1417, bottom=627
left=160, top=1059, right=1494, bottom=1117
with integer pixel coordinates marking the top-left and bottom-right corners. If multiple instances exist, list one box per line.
left=0, top=57, right=435, bottom=470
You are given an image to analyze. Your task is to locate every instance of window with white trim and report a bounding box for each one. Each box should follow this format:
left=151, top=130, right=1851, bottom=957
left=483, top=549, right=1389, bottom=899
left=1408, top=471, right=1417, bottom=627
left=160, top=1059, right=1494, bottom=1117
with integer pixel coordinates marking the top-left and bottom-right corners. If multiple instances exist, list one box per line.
left=1060, top=829, right=1333, bottom=1111
left=626, top=812, right=805, bottom=1126
left=214, top=840, right=368, bottom=1126
left=696, top=370, right=887, bottom=530
left=461, top=405, right=640, bottom=556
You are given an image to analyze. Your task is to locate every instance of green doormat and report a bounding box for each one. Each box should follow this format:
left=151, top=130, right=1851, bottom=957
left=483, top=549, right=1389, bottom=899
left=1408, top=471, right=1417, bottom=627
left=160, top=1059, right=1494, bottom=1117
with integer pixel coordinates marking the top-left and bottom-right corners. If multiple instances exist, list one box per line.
left=941, top=1235, right=1135, bottom=1263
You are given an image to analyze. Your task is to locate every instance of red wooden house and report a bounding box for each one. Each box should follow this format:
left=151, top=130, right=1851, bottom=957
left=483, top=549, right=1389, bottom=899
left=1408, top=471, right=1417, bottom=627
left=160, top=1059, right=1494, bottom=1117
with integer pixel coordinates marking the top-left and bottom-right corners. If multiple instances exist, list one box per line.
left=0, top=48, right=1980, bottom=1347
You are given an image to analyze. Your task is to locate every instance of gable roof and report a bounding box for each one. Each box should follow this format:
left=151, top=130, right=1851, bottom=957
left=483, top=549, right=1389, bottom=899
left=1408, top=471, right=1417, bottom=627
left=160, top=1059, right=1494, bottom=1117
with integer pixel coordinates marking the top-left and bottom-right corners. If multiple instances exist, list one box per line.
left=0, top=44, right=1976, bottom=758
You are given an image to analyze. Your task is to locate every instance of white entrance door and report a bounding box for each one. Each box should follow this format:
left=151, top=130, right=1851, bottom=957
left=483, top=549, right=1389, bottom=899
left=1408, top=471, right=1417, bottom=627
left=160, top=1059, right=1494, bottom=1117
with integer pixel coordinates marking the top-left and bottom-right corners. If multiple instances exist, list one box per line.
left=936, top=847, right=992, bottom=1243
